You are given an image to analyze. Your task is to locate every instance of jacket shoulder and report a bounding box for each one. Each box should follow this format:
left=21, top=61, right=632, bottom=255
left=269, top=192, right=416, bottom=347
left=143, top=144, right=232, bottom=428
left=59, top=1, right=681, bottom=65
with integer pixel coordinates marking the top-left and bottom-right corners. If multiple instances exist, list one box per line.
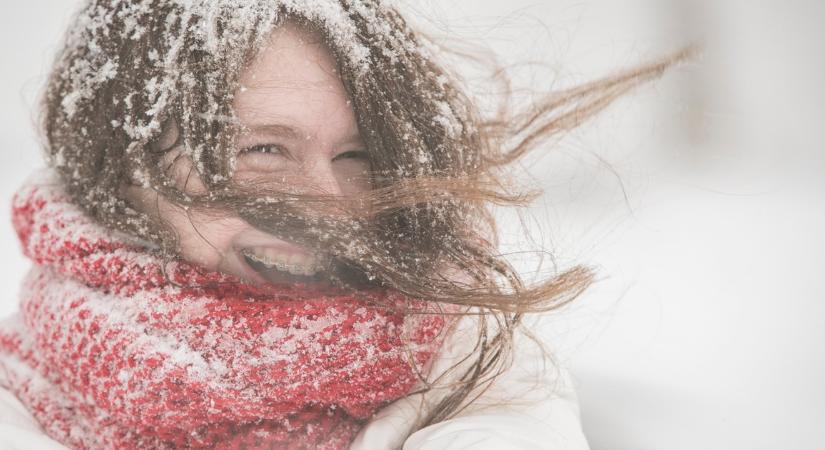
left=353, top=318, right=591, bottom=450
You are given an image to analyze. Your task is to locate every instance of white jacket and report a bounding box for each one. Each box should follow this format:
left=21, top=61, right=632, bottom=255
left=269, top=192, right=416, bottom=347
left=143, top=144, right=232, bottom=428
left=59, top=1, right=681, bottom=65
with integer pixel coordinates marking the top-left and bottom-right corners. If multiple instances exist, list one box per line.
left=0, top=319, right=589, bottom=450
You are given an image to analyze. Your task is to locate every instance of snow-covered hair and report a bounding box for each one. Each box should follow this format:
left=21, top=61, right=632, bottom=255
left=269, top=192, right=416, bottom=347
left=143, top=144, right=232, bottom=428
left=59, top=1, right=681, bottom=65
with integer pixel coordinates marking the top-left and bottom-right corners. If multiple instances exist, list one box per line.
left=41, top=0, right=688, bottom=432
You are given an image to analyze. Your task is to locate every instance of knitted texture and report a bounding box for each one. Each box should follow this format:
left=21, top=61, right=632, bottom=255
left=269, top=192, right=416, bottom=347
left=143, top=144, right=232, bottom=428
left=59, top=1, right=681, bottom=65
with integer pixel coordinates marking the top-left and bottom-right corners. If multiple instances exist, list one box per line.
left=0, top=177, right=445, bottom=449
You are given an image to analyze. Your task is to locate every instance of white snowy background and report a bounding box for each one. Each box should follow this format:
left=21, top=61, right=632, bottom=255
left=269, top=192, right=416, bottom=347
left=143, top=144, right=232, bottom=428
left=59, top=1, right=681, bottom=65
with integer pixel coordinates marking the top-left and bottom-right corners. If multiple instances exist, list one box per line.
left=1, top=1, right=823, bottom=449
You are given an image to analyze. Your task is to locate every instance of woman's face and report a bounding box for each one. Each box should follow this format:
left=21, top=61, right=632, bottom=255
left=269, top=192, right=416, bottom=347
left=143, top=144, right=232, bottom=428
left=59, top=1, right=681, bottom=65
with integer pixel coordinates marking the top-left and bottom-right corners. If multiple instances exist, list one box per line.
left=128, top=22, right=370, bottom=286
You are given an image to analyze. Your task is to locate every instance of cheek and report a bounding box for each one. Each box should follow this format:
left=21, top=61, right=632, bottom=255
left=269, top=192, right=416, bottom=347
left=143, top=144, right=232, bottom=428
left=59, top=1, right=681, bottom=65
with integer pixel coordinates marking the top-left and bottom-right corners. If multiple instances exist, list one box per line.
left=335, top=159, right=373, bottom=195
left=125, top=184, right=246, bottom=271
left=173, top=212, right=248, bottom=270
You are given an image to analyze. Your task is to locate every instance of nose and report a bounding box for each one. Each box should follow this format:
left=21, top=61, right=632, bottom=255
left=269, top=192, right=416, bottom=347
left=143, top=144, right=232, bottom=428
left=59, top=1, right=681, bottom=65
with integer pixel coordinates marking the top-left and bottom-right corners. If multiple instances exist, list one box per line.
left=299, top=156, right=344, bottom=197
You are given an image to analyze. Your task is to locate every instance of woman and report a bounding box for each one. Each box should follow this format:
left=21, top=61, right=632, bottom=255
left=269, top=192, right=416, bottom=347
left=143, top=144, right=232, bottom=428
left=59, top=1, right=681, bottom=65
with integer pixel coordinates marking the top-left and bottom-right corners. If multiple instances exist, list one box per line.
left=0, top=0, right=685, bottom=448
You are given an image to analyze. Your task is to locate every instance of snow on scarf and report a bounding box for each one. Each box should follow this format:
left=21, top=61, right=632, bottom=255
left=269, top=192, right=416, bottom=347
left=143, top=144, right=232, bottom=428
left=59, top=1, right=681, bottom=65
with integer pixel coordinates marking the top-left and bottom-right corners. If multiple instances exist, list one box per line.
left=0, top=176, right=445, bottom=449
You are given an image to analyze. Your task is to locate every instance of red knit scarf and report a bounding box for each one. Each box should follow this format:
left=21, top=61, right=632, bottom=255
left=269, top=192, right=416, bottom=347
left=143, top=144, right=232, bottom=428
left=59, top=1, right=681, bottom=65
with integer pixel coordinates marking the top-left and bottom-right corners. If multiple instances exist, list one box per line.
left=0, top=177, right=445, bottom=449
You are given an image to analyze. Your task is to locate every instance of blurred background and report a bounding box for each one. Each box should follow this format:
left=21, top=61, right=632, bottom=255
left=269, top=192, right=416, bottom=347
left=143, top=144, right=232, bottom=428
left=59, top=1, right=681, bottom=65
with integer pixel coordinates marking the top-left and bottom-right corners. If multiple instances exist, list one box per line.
left=1, top=1, right=822, bottom=449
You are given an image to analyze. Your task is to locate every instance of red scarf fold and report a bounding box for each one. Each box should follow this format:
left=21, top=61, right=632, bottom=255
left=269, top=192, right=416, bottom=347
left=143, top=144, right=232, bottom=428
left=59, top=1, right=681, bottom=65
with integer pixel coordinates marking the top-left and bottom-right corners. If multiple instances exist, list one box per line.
left=0, top=176, right=444, bottom=449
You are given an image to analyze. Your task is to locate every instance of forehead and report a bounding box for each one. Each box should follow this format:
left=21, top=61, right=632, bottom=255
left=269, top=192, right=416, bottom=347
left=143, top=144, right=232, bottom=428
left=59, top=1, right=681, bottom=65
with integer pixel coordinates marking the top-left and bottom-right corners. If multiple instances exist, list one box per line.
left=233, top=22, right=354, bottom=132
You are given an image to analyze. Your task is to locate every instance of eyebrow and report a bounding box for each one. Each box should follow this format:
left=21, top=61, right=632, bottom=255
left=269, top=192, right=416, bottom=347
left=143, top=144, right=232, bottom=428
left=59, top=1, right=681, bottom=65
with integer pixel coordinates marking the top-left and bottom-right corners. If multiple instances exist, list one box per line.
left=247, top=123, right=302, bottom=140
left=246, top=123, right=365, bottom=148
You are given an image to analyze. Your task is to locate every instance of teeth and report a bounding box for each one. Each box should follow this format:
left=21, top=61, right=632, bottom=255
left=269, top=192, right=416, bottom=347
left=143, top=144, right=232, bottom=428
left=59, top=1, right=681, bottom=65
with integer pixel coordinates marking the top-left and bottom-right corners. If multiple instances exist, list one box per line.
left=242, top=248, right=325, bottom=277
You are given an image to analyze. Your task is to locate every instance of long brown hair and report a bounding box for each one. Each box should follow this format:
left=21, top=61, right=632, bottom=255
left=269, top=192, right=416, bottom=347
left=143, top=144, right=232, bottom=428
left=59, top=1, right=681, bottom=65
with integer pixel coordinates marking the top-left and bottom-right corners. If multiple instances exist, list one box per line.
left=41, top=0, right=690, bottom=437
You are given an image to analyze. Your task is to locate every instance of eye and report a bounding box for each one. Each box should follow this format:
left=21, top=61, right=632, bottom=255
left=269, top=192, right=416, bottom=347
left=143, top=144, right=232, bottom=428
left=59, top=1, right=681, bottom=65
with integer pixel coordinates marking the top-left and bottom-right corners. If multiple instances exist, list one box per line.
left=332, top=149, right=369, bottom=161
left=240, top=144, right=286, bottom=155
left=236, top=143, right=290, bottom=174
left=332, top=149, right=372, bottom=192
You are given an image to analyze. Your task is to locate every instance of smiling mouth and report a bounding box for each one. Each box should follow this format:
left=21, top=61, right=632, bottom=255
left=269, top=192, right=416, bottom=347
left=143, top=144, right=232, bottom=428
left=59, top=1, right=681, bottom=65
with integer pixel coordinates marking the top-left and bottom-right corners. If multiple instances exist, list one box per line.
left=239, top=247, right=379, bottom=289
left=240, top=248, right=327, bottom=285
